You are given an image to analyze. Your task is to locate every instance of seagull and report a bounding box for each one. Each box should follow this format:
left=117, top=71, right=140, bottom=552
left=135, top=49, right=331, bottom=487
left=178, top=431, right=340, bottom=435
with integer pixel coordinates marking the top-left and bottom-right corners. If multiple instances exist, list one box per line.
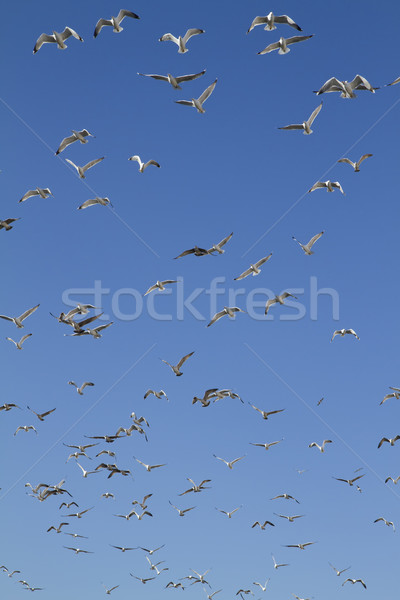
left=63, top=547, right=93, bottom=554
left=258, top=35, right=313, bottom=55
left=207, top=232, right=233, bottom=254
left=176, top=79, right=217, bottom=113
left=330, top=329, right=359, bottom=342
left=179, top=478, right=211, bottom=496
left=374, top=517, right=395, bottom=531
left=5, top=570, right=20, bottom=578
left=329, top=563, right=351, bottom=576
left=272, top=555, right=289, bottom=569
left=274, top=513, right=304, bottom=523
left=211, top=389, right=243, bottom=403
left=249, top=404, right=285, bottom=420
left=76, top=462, right=100, bottom=478
left=192, top=389, right=219, bottom=408
left=271, top=493, right=300, bottom=504
left=96, top=450, right=116, bottom=458
left=78, top=197, right=112, bottom=210
left=234, top=254, right=272, bottom=280
left=130, top=574, right=156, bottom=584
left=144, top=280, right=177, bottom=295
left=279, top=102, right=322, bottom=135
left=213, top=455, right=246, bottom=469
left=0, top=304, right=39, bottom=328
left=378, top=436, right=400, bottom=448
left=134, top=457, right=166, bottom=472
left=67, top=322, right=113, bottom=338
left=166, top=581, right=185, bottom=590
left=0, top=403, right=21, bottom=411
left=283, top=542, right=316, bottom=550
left=169, top=501, right=196, bottom=517
left=62, top=507, right=94, bottom=519
left=332, top=474, right=365, bottom=486
left=110, top=545, right=135, bottom=552
left=101, top=492, right=115, bottom=499
left=207, top=307, right=245, bottom=327
left=146, top=556, right=166, bottom=572
left=138, top=544, right=165, bottom=555
left=265, top=292, right=297, bottom=315
left=174, top=246, right=210, bottom=259
left=253, top=580, right=270, bottom=592
left=128, top=155, right=160, bottom=173
left=342, top=579, right=367, bottom=589
left=55, top=129, right=94, bottom=155
left=144, top=389, right=168, bottom=400
left=216, top=506, right=242, bottom=519
left=68, top=381, right=95, bottom=395
left=19, top=188, right=53, bottom=203
left=317, top=397, right=324, bottom=406
left=24, top=587, right=44, bottom=592
left=34, top=27, right=83, bottom=53
left=161, top=351, right=194, bottom=376
left=308, top=180, right=344, bottom=194
left=65, top=157, right=105, bottom=179
left=251, top=520, right=274, bottom=529
left=247, top=12, right=301, bottom=33
left=65, top=533, right=88, bottom=540
left=94, top=10, right=139, bottom=37
left=64, top=443, right=98, bottom=452
left=102, top=584, right=119, bottom=595
left=292, top=231, right=324, bottom=255
left=14, top=425, right=37, bottom=436
left=113, top=510, right=140, bottom=521
left=385, top=475, right=400, bottom=484
left=308, top=439, right=332, bottom=453
left=236, top=590, right=253, bottom=597
left=159, top=28, right=204, bottom=53
left=380, top=391, right=400, bottom=405
left=338, top=154, right=373, bottom=172
left=315, top=75, right=376, bottom=98
left=47, top=522, right=69, bottom=534
left=250, top=441, right=283, bottom=451
left=0, top=218, right=20, bottom=231
left=27, top=407, right=56, bottom=421
left=6, top=333, right=32, bottom=349
left=138, top=70, right=206, bottom=90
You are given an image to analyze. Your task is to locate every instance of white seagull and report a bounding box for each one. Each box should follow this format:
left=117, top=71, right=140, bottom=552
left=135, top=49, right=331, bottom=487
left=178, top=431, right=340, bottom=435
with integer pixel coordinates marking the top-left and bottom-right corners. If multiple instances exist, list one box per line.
left=378, top=436, right=400, bottom=448
left=279, top=102, right=322, bottom=135
left=144, top=280, right=177, bottom=295
left=308, top=180, right=344, bottom=194
left=374, top=517, right=395, bottom=531
left=332, top=474, right=365, bottom=486
left=330, top=329, right=359, bottom=342
left=176, top=79, right=217, bottom=113
left=138, top=70, right=206, bottom=90
left=207, top=307, right=245, bottom=327
left=0, top=304, right=39, bottom=328
left=234, top=254, right=272, bottom=280
left=161, top=351, right=194, bottom=376
left=66, top=157, right=105, bottom=179
left=258, top=35, right=313, bottom=55
left=265, top=293, right=297, bottom=315
left=308, top=439, right=332, bottom=453
left=215, top=506, right=242, bottom=518
left=169, top=501, right=196, bottom=517
left=94, top=10, right=139, bottom=37
left=213, top=454, right=246, bottom=469
left=338, top=154, right=373, bottom=172
left=272, top=555, right=289, bottom=569
left=208, top=232, right=234, bottom=254
left=292, top=231, right=324, bottom=255
left=253, top=580, right=270, bottom=592
left=250, top=440, right=283, bottom=450
left=6, top=333, right=32, bottom=349
left=78, top=197, right=112, bottom=210
left=68, top=381, right=95, bottom=395
left=19, top=188, right=53, bottom=203
left=128, top=155, right=160, bottom=172
left=315, top=75, right=376, bottom=98
left=134, top=457, right=167, bottom=472
left=34, top=27, right=83, bottom=53
left=342, top=578, right=367, bottom=589
left=144, top=389, right=168, bottom=400
left=159, top=28, right=205, bottom=53
left=14, top=425, right=37, bottom=436
left=56, top=129, right=94, bottom=155
left=329, top=563, right=351, bottom=576
left=247, top=12, right=302, bottom=33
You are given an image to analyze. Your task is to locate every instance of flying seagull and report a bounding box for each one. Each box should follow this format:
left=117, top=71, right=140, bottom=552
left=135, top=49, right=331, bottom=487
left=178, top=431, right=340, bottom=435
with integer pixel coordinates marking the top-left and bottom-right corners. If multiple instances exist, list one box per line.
left=208, top=232, right=233, bottom=254
left=63, top=546, right=93, bottom=554
left=159, top=28, right=204, bottom=53
left=47, top=522, right=69, bottom=533
left=308, top=180, right=344, bottom=194
left=56, top=129, right=94, bottom=155
left=14, top=425, right=37, bottom=436
left=176, top=79, right=217, bottom=113
left=144, top=280, right=176, bottom=296
left=207, top=307, right=245, bottom=327
left=258, top=35, right=313, bottom=55
left=162, top=351, right=194, bottom=376
left=128, top=155, right=160, bottom=172
left=271, top=493, right=300, bottom=503
left=265, top=293, right=297, bottom=315
left=178, top=478, right=211, bottom=496
left=308, top=439, right=332, bottom=453
left=385, top=475, right=400, bottom=484
left=102, top=584, right=120, bottom=595
left=279, top=102, right=322, bottom=135
left=342, top=579, right=367, bottom=589
left=329, top=563, right=351, bottom=576
left=78, top=197, right=112, bottom=210
left=274, top=513, right=304, bottom=523
left=27, top=407, right=56, bottom=421
left=252, top=520, right=274, bottom=530
left=6, top=333, right=32, bottom=349
left=66, top=322, right=113, bottom=338
left=138, top=70, right=206, bottom=90
left=283, top=542, right=316, bottom=550
left=374, top=517, right=395, bottom=531
left=314, top=75, right=376, bottom=98
left=378, top=436, right=400, bottom=448
left=253, top=580, right=270, bottom=592
left=292, top=231, right=324, bottom=255
left=0, top=304, right=39, bottom=328
left=0, top=218, right=20, bottom=231
left=94, top=10, right=139, bottom=37
left=272, top=555, right=289, bottom=569
left=234, top=254, right=272, bottom=280
left=215, top=506, right=242, bottom=519
left=249, top=404, right=285, bottom=420
left=169, top=501, right=196, bottom=517
left=68, top=381, right=95, bottom=395
left=250, top=440, right=283, bottom=451
left=213, top=454, right=246, bottom=469
left=34, top=27, right=83, bottom=53
left=247, top=12, right=302, bottom=33
left=174, top=246, right=210, bottom=259
left=337, top=154, right=373, bottom=172
left=144, top=389, right=168, bottom=400
left=134, top=457, right=167, bottom=472
left=330, top=329, right=359, bottom=342
left=380, top=391, right=400, bottom=405
left=66, top=157, right=105, bottom=179
left=333, top=474, right=365, bottom=486
left=19, top=188, right=53, bottom=203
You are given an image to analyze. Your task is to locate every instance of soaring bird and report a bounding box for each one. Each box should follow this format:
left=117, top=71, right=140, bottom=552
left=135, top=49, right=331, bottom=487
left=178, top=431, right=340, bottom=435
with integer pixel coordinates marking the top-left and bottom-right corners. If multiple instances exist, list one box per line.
left=249, top=404, right=285, bottom=420
left=272, top=555, right=289, bottom=569
left=332, top=474, right=365, bottom=486
left=258, top=35, right=313, bottom=55
left=329, top=563, right=351, bottom=576
left=378, top=436, right=400, bottom=449
left=0, top=218, right=20, bottom=231
left=55, top=129, right=94, bottom=155
left=94, top=10, right=139, bottom=37
left=283, top=542, right=316, bottom=550
left=208, top=232, right=234, bottom=254
left=34, top=27, right=83, bottom=53
left=374, top=517, right=395, bottom=531
left=174, top=246, right=210, bottom=259
left=66, top=157, right=105, bottom=179
left=380, top=391, right=400, bottom=405
left=234, top=254, right=272, bottom=280
left=213, top=455, right=246, bottom=469
left=161, top=352, right=194, bottom=376
left=330, top=329, right=359, bottom=342
left=0, top=304, right=39, bottom=328
left=47, top=522, right=69, bottom=534
left=338, top=154, right=373, bottom=172
left=250, top=440, right=283, bottom=451
left=14, top=425, right=37, bottom=436
left=386, top=76, right=400, bottom=87
left=128, top=155, right=160, bottom=172
left=274, top=513, right=304, bottom=523
left=271, top=493, right=300, bottom=503
left=134, top=457, right=166, bottom=472
left=315, top=75, right=376, bottom=98
left=179, top=478, right=211, bottom=496
left=19, top=188, right=53, bottom=203
left=342, top=578, right=367, bottom=589
left=144, top=280, right=177, bottom=295
left=385, top=475, right=400, bottom=484
left=207, top=307, right=245, bottom=327
left=265, top=292, right=297, bottom=315
left=27, top=407, right=56, bottom=421
left=138, top=70, right=206, bottom=90
left=292, top=231, right=324, bottom=255
left=247, top=12, right=301, bottom=33
left=279, top=102, right=322, bottom=135
left=6, top=333, right=32, bottom=349
left=251, top=520, right=274, bottom=530
left=176, top=79, right=217, bottom=113
left=68, top=381, right=95, bottom=395
left=159, top=28, right=204, bottom=53
left=144, top=389, right=168, bottom=400
left=63, top=546, right=93, bottom=554
left=102, top=584, right=120, bottom=595
left=308, top=180, right=344, bottom=194
left=192, top=389, right=219, bottom=408
left=308, top=439, right=332, bottom=453
left=78, top=197, right=112, bottom=210
left=253, top=580, right=270, bottom=592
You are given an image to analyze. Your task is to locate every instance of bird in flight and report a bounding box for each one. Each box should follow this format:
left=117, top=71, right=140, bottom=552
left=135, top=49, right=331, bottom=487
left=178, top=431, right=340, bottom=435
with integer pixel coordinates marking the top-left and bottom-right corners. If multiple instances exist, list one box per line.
left=138, top=70, right=206, bottom=90
left=34, top=27, right=83, bottom=53
left=329, top=563, right=351, bottom=576
left=6, top=333, right=32, bottom=349
left=215, top=506, right=242, bottom=519
left=47, top=522, right=69, bottom=534
left=279, top=102, right=323, bottom=135
left=0, top=217, right=20, bottom=231
left=250, top=440, right=283, bottom=451
left=144, top=280, right=177, bottom=296
left=272, top=554, right=289, bottom=569
left=207, top=307, right=245, bottom=327
left=330, top=329, right=359, bottom=342
left=169, top=501, right=196, bottom=517
left=258, top=35, right=313, bottom=55
left=134, top=457, right=167, bottom=472
left=128, top=155, right=160, bottom=173
left=265, top=292, right=297, bottom=315
left=68, top=381, right=95, bottom=395
left=63, top=547, right=93, bottom=555
left=19, top=188, right=53, bottom=203
left=309, top=180, right=345, bottom=194
left=251, top=520, right=274, bottom=530
left=308, top=439, right=332, bottom=453
left=162, top=351, right=194, bottom=376
left=332, top=474, right=365, bottom=487
left=234, top=254, right=272, bottom=280
left=283, top=542, right=316, bottom=550
left=292, top=231, right=324, bottom=255
left=94, top=10, right=139, bottom=37
left=337, top=154, right=373, bottom=172
left=207, top=232, right=234, bottom=254
left=27, top=407, right=56, bottom=421
left=271, top=493, right=300, bottom=504
left=385, top=475, right=400, bottom=484
left=159, top=28, right=205, bottom=53
left=249, top=404, right=285, bottom=420
left=374, top=517, right=395, bottom=531
left=14, top=425, right=37, bottom=436
left=56, top=129, right=94, bottom=155
left=66, top=157, right=105, bottom=179
left=378, top=436, right=400, bottom=448
left=179, top=478, right=211, bottom=496
left=342, top=578, right=367, bottom=589
left=78, top=197, right=112, bottom=210
left=144, top=389, right=168, bottom=400
left=274, top=513, right=304, bottom=523
left=176, top=79, right=218, bottom=114
left=174, top=245, right=210, bottom=259
left=247, top=12, right=302, bottom=33
left=102, top=584, right=119, bottom=595
left=213, top=454, right=246, bottom=469
left=253, top=579, right=270, bottom=592
left=0, top=304, right=39, bottom=328
left=315, top=75, right=376, bottom=98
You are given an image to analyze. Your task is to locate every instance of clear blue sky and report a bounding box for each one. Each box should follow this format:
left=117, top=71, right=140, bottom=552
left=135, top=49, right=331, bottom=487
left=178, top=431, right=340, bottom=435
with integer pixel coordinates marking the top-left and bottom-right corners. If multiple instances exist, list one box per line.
left=1, top=0, right=400, bottom=598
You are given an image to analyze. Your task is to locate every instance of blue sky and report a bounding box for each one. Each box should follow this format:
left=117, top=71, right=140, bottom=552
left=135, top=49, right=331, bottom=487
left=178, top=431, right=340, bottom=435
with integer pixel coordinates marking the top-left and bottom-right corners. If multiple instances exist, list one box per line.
left=1, top=0, right=400, bottom=598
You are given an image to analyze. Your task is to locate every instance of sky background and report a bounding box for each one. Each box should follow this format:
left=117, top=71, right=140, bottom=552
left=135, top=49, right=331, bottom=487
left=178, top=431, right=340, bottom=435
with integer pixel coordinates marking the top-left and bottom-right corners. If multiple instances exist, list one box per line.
left=1, top=0, right=400, bottom=598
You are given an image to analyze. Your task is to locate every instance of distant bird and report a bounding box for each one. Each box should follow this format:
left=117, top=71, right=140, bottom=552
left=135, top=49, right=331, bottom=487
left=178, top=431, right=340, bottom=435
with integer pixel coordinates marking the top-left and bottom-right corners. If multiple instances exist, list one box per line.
left=66, top=157, right=105, bottom=179
left=6, top=333, right=32, bottom=349
left=215, top=506, right=242, bottom=518
left=0, top=403, right=21, bottom=411
left=161, top=351, right=194, bottom=376
left=234, top=254, right=272, bottom=280
left=258, top=35, right=313, bottom=55
left=265, top=292, right=297, bottom=315
left=213, top=455, right=246, bottom=469
left=385, top=475, right=400, bottom=484
left=0, top=304, right=39, bottom=328
left=249, top=404, right=285, bottom=420
left=159, top=28, right=204, bottom=53
left=138, top=544, right=165, bottom=555
left=94, top=10, right=139, bottom=37
left=19, top=188, right=52, bottom=203
left=47, top=522, right=69, bottom=534
left=110, top=545, right=135, bottom=552
left=0, top=218, right=20, bottom=231
left=386, top=76, right=400, bottom=87
left=138, top=70, right=206, bottom=90
left=102, top=584, right=120, bottom=595
left=130, top=574, right=156, bottom=584
left=236, top=590, right=253, bottom=597
left=144, top=280, right=177, bottom=295
left=62, top=507, right=94, bottom=519
left=338, top=154, right=373, bottom=172
left=250, top=440, right=282, bottom=451
left=68, top=381, right=95, bottom=395
left=34, top=27, right=83, bottom=53
left=283, top=542, right=316, bottom=550
left=342, top=578, right=367, bottom=589
left=374, top=517, right=395, bottom=531
left=14, top=425, right=37, bottom=436
left=333, top=474, right=365, bottom=486
left=68, top=322, right=113, bottom=338
left=128, top=155, right=160, bottom=173
left=176, top=79, right=217, bottom=113
left=179, top=478, right=211, bottom=496
left=274, top=513, right=304, bottom=523
left=251, top=520, right=274, bottom=530
left=144, top=389, right=168, bottom=400
left=315, top=75, right=375, bottom=98
left=279, top=102, right=322, bottom=135
left=329, top=563, right=351, bottom=576
left=134, top=457, right=166, bottom=472
left=56, top=129, right=94, bottom=155
left=253, top=580, right=270, bottom=592
left=101, top=492, right=115, bottom=499
left=378, top=436, right=400, bottom=449
left=192, top=389, right=219, bottom=408
left=272, top=555, right=289, bottom=569
left=166, top=581, right=185, bottom=590
left=308, top=439, right=332, bottom=453
left=78, top=197, right=112, bottom=210
left=76, top=462, right=100, bottom=478
left=59, top=502, right=79, bottom=509
left=380, top=391, right=400, bottom=405
left=64, top=547, right=93, bottom=554
left=271, top=493, right=300, bottom=504
left=308, top=180, right=344, bottom=194
left=64, top=443, right=98, bottom=452
left=317, top=397, right=324, bottom=406
left=330, top=329, right=359, bottom=342
left=208, top=232, right=234, bottom=254
left=292, top=231, right=324, bottom=255
left=247, top=12, right=302, bottom=33
left=27, top=407, right=56, bottom=422
left=207, top=307, right=245, bottom=327
left=174, top=246, right=210, bottom=259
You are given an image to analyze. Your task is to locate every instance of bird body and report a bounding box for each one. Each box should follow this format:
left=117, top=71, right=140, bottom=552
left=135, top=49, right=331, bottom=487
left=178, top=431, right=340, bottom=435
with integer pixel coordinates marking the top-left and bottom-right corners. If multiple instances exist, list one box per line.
left=248, top=12, right=301, bottom=33
left=129, top=155, right=160, bottom=172
left=66, top=157, right=104, bottom=178
left=207, top=307, right=245, bottom=327
left=315, top=75, right=375, bottom=98
left=309, top=180, right=344, bottom=194
left=34, top=27, right=83, bottom=53
left=19, top=188, right=52, bottom=203
left=0, top=304, right=39, bottom=328
left=162, top=351, right=194, bottom=376
left=338, top=154, right=372, bottom=172
left=265, top=292, right=297, bottom=315
left=94, top=10, right=140, bottom=37
left=258, top=35, right=313, bottom=55
left=6, top=333, right=32, bottom=349
left=292, top=231, right=324, bottom=255
left=56, top=129, right=94, bottom=155
left=330, top=329, right=359, bottom=342
left=159, top=28, right=205, bottom=53
left=308, top=439, right=332, bottom=453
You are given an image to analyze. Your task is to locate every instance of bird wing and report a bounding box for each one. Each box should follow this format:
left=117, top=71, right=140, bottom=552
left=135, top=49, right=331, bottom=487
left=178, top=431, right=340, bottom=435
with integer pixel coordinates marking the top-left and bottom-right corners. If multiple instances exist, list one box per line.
left=177, top=351, right=194, bottom=369
left=76, top=313, right=103, bottom=328
left=65, top=158, right=80, bottom=173
left=357, top=153, right=373, bottom=167
left=274, top=15, right=302, bottom=30
left=174, top=248, right=196, bottom=259
left=207, top=310, right=226, bottom=327
left=33, top=33, right=56, bottom=53
left=94, top=18, right=112, bottom=37
left=19, top=304, right=40, bottom=322
left=307, top=101, right=323, bottom=126
left=350, top=74, right=373, bottom=91
left=138, top=72, right=169, bottom=82
left=345, top=329, right=359, bottom=338
left=255, top=253, right=273, bottom=268
left=234, top=267, right=253, bottom=281
left=316, top=77, right=344, bottom=95
left=81, top=382, right=95, bottom=391
left=332, top=181, right=345, bottom=194
left=330, top=330, right=340, bottom=342
left=198, top=79, right=217, bottom=105
left=265, top=298, right=278, bottom=314
left=258, top=41, right=281, bottom=55
left=378, top=437, right=389, bottom=448
left=337, top=158, right=355, bottom=167
left=308, top=181, right=325, bottom=192
left=176, top=70, right=206, bottom=83
left=307, top=231, right=324, bottom=248
left=78, top=198, right=101, bottom=209
left=41, top=408, right=56, bottom=417
left=56, top=134, right=76, bottom=154
left=82, top=157, right=105, bottom=172
left=159, top=33, right=179, bottom=44
left=61, top=27, right=83, bottom=42
left=182, top=28, right=205, bottom=44
left=19, top=190, right=38, bottom=203
left=143, top=160, right=160, bottom=170
left=175, top=100, right=195, bottom=107
left=0, top=315, right=13, bottom=322
left=116, top=9, right=140, bottom=24
left=386, top=76, right=400, bottom=87
left=278, top=124, right=303, bottom=131
left=247, top=16, right=268, bottom=33
left=286, top=34, right=313, bottom=45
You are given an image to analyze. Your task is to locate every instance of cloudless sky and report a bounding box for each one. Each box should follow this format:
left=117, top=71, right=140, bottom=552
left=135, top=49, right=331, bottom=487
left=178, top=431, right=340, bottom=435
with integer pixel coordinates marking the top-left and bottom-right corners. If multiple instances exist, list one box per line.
left=1, top=1, right=400, bottom=598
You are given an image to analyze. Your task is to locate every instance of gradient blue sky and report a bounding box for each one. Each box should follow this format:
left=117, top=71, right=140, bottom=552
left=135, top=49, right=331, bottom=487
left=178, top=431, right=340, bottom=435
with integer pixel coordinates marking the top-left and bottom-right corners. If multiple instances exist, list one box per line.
left=1, top=0, right=400, bottom=598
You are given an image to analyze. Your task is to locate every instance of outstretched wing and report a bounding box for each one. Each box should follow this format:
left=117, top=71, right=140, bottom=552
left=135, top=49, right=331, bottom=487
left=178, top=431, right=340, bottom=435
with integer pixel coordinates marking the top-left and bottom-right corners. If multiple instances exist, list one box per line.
left=278, top=124, right=303, bottom=131
left=234, top=267, right=253, bottom=281
left=357, top=153, right=373, bottom=167
left=198, top=79, right=218, bottom=105
left=56, top=134, right=76, bottom=155
left=94, top=19, right=112, bottom=38
left=315, top=77, right=344, bottom=95
left=182, top=28, right=205, bottom=44
left=265, top=298, right=278, bottom=314
left=33, top=33, right=55, bottom=53
left=247, top=16, right=269, bottom=34
left=207, top=310, right=226, bottom=327
left=61, top=27, right=83, bottom=42
left=159, top=33, right=179, bottom=45
left=337, top=158, right=355, bottom=168
left=19, top=304, right=40, bottom=322
left=177, top=351, right=195, bottom=369
left=116, top=9, right=140, bottom=24
left=258, top=41, right=281, bottom=55
left=176, top=70, right=206, bottom=84
left=307, top=101, right=323, bottom=126
left=307, top=231, right=324, bottom=248
left=308, top=181, right=326, bottom=193
left=286, top=34, right=313, bottom=46
left=274, top=15, right=302, bottom=31
left=255, top=253, right=273, bottom=268
left=82, top=157, right=105, bottom=173
left=138, top=72, right=169, bottom=82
